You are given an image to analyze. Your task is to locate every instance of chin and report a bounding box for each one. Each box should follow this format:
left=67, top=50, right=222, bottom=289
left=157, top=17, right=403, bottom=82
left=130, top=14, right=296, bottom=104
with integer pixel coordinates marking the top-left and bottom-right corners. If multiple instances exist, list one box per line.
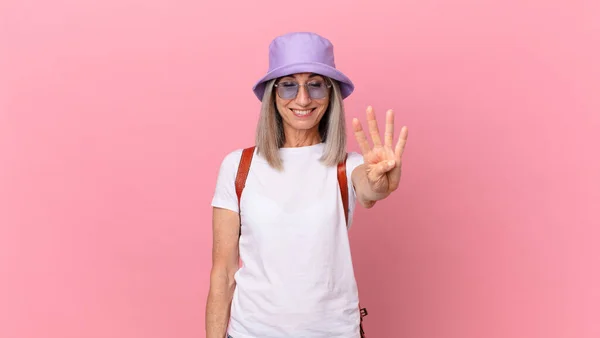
left=289, top=121, right=320, bottom=130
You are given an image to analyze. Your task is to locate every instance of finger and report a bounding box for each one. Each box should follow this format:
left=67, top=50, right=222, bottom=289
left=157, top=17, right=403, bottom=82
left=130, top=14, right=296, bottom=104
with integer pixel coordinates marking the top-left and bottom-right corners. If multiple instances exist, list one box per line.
left=384, top=109, right=394, bottom=148
left=366, top=106, right=382, bottom=147
left=394, top=126, right=409, bottom=161
left=369, top=159, right=396, bottom=178
left=352, top=118, right=371, bottom=155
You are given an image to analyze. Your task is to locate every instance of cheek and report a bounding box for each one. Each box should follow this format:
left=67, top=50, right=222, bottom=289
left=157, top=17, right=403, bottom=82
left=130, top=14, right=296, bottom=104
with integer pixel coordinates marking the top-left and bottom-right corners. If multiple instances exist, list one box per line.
left=317, top=101, right=330, bottom=115
left=275, top=98, right=290, bottom=113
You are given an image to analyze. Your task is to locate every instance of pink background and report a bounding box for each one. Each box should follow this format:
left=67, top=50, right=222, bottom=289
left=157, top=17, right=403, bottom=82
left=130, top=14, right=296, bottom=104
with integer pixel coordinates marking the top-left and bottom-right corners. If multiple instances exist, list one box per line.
left=1, top=0, right=599, bottom=337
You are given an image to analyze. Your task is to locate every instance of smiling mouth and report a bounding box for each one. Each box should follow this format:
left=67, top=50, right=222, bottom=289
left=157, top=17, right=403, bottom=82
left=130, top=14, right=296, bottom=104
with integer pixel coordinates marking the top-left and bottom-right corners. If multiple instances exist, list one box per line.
left=291, top=108, right=315, bottom=117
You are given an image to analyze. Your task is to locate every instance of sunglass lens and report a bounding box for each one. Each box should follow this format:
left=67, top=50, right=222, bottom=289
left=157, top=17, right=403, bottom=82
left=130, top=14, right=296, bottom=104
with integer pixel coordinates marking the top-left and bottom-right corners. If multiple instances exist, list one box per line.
left=278, top=85, right=298, bottom=99
left=308, top=83, right=327, bottom=99
left=276, top=82, right=328, bottom=99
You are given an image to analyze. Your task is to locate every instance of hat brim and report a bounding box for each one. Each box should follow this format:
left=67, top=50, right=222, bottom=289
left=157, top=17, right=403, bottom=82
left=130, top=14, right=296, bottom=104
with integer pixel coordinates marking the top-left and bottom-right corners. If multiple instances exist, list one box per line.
left=252, top=62, right=354, bottom=101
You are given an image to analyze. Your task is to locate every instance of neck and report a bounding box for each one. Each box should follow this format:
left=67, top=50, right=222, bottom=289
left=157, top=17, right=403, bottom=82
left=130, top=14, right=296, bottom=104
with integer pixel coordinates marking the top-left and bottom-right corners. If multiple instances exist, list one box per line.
left=282, top=126, right=321, bottom=148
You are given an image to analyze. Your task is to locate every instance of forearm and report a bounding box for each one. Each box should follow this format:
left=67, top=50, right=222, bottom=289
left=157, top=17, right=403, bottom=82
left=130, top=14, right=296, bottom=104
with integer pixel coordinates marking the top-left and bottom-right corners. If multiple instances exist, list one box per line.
left=351, top=164, right=391, bottom=208
left=206, top=270, right=236, bottom=338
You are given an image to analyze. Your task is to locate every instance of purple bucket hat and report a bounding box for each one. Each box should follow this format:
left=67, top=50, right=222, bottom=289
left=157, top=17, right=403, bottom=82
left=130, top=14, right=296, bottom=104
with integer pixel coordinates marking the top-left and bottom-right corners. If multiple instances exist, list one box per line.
left=252, top=32, right=354, bottom=101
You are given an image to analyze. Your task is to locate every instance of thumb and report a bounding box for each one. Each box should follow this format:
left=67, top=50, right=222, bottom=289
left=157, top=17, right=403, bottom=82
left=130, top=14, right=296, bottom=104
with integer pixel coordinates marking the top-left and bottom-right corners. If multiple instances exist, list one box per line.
left=369, top=160, right=396, bottom=179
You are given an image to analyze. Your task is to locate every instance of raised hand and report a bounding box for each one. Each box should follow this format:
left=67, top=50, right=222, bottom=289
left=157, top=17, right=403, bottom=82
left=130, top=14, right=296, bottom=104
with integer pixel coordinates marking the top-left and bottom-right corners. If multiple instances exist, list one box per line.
left=352, top=106, right=408, bottom=196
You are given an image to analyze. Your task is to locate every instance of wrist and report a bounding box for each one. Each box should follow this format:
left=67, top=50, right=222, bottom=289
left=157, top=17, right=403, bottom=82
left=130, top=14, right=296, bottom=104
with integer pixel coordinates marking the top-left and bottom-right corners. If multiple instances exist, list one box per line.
left=363, top=185, right=390, bottom=201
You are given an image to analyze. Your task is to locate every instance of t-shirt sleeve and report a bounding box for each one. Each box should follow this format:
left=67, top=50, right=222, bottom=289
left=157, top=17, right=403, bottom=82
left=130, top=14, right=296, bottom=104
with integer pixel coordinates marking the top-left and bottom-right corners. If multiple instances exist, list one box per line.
left=345, top=151, right=364, bottom=228
left=211, top=149, right=243, bottom=213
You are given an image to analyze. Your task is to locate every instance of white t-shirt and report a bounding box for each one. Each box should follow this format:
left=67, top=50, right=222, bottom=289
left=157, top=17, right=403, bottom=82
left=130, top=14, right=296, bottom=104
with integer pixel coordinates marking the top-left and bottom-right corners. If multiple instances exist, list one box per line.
left=211, top=143, right=364, bottom=338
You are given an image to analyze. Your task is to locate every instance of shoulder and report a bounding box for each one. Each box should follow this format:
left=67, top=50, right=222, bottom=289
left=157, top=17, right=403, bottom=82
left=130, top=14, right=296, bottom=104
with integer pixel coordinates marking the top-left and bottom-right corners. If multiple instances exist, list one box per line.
left=221, top=148, right=244, bottom=165
left=212, top=148, right=248, bottom=213
left=218, top=146, right=255, bottom=167
left=345, top=151, right=364, bottom=172
left=214, top=148, right=242, bottom=179
left=346, top=151, right=362, bottom=162
left=217, top=146, right=260, bottom=174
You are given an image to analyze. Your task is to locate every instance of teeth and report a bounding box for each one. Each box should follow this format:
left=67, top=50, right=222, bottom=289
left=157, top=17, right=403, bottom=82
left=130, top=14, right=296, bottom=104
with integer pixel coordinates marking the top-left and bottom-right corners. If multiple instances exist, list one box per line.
left=292, top=109, right=312, bottom=116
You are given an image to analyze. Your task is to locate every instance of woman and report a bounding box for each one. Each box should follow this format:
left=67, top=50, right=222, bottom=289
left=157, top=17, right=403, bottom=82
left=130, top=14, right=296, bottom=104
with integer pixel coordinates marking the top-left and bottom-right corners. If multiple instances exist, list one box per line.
left=206, top=32, right=408, bottom=338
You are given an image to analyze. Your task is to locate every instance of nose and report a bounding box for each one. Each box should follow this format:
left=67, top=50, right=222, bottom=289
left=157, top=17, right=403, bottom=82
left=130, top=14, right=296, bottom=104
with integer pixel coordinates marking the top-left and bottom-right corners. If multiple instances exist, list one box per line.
left=294, top=84, right=312, bottom=106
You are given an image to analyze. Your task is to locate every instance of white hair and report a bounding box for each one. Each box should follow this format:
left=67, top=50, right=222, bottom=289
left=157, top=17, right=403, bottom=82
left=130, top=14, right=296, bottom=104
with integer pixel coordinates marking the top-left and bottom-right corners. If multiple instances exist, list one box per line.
left=254, top=77, right=347, bottom=170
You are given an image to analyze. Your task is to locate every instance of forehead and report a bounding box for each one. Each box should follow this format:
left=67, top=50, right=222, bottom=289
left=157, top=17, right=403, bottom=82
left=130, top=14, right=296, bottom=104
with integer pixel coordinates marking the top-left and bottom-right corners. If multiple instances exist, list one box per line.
left=279, top=72, right=324, bottom=80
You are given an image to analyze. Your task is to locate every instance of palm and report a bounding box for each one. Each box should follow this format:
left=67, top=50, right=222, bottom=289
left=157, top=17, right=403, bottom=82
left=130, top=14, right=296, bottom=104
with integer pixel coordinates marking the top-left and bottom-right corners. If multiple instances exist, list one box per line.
left=352, top=106, right=408, bottom=194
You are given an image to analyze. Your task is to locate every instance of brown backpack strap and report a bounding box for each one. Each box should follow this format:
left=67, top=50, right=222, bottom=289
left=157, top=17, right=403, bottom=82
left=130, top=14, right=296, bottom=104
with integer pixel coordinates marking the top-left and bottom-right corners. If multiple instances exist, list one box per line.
left=235, top=146, right=255, bottom=212
left=337, top=154, right=368, bottom=337
left=337, top=153, right=349, bottom=227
